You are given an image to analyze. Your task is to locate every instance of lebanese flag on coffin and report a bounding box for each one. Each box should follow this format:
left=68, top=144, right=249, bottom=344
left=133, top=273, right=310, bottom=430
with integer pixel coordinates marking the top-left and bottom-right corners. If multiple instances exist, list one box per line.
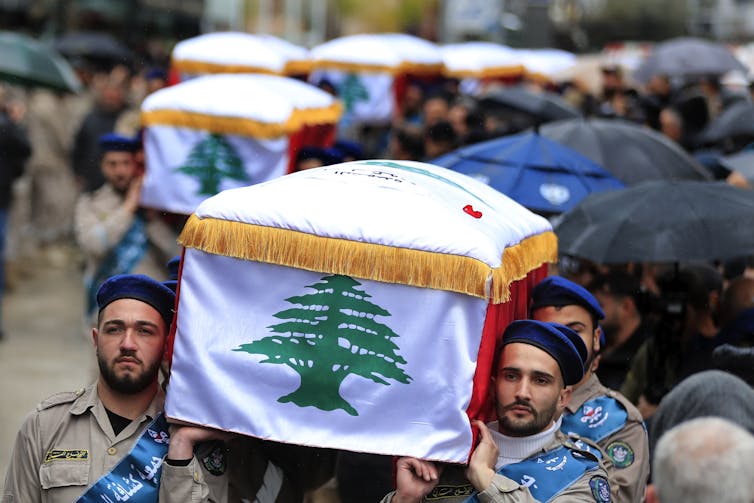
left=165, top=160, right=556, bottom=463
left=139, top=74, right=341, bottom=215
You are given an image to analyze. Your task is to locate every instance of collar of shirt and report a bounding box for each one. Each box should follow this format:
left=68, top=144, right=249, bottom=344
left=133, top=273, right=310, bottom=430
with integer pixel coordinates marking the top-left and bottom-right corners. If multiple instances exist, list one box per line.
left=487, top=417, right=562, bottom=470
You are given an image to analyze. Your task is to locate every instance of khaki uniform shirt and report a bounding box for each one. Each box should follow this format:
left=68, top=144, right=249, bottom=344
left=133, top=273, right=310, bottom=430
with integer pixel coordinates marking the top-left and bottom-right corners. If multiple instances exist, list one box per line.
left=563, top=374, right=649, bottom=503
left=1, top=384, right=164, bottom=503
left=74, top=184, right=179, bottom=300
left=381, top=431, right=611, bottom=503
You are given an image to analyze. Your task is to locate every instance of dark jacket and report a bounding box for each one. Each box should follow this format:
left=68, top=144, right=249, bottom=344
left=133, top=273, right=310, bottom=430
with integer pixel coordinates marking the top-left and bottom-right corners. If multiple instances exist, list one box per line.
left=0, top=110, right=32, bottom=209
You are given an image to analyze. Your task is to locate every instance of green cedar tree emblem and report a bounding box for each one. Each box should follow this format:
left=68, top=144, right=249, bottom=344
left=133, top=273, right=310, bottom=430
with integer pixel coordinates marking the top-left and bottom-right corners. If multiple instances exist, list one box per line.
left=234, top=274, right=412, bottom=416
left=176, top=133, right=249, bottom=196
left=338, top=73, right=369, bottom=113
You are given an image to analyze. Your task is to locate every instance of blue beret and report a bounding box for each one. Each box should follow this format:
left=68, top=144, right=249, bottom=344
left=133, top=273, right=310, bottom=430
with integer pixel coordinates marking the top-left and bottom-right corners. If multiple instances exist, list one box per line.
left=502, top=320, right=587, bottom=386
left=295, top=146, right=342, bottom=166
left=145, top=67, right=168, bottom=81
left=99, top=133, right=139, bottom=153
left=166, top=256, right=180, bottom=281
left=530, top=276, right=605, bottom=321
left=97, top=274, right=176, bottom=328
left=163, top=256, right=181, bottom=293
left=333, top=139, right=365, bottom=160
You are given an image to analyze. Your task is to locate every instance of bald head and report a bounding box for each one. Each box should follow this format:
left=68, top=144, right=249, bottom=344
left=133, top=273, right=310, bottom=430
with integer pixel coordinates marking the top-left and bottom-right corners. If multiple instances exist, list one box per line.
left=652, top=417, right=754, bottom=503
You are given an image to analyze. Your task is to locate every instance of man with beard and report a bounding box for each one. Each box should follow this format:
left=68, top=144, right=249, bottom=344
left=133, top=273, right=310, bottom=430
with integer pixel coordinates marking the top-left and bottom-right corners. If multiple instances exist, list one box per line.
left=530, top=277, right=649, bottom=503
left=382, top=320, right=611, bottom=503
left=2, top=273, right=175, bottom=502
left=74, top=134, right=179, bottom=328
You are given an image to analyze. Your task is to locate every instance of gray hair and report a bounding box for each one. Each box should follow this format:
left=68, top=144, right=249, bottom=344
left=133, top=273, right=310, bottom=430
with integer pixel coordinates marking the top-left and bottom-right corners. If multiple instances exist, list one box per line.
left=653, top=416, right=754, bottom=503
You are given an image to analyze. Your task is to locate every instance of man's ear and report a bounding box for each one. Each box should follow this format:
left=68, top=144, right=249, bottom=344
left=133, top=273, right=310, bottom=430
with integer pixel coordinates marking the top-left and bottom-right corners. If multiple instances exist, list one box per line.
left=593, top=326, right=602, bottom=354
left=558, top=385, right=572, bottom=411
left=645, top=484, right=660, bottom=503
left=92, top=327, right=99, bottom=348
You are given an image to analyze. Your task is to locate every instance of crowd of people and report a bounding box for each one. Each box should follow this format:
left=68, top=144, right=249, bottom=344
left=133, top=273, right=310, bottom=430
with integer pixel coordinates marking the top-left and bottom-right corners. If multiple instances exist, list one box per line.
left=1, top=35, right=754, bottom=503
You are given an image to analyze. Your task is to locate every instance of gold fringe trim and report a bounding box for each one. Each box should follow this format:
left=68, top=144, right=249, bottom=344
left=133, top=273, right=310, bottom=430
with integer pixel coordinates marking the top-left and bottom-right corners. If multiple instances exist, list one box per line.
left=443, top=64, right=525, bottom=79
left=141, top=102, right=342, bottom=138
left=312, top=60, right=443, bottom=75
left=172, top=58, right=313, bottom=76
left=179, top=215, right=557, bottom=303
left=523, top=71, right=555, bottom=84
left=284, top=60, right=314, bottom=75
left=492, top=231, right=558, bottom=302
left=172, top=59, right=282, bottom=76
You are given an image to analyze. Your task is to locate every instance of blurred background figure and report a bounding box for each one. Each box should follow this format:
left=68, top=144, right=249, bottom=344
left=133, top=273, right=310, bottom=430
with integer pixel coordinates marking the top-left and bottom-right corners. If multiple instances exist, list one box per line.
left=590, top=270, right=653, bottom=390
left=647, top=416, right=754, bottom=503
left=0, top=88, right=32, bottom=341
left=72, top=71, right=135, bottom=192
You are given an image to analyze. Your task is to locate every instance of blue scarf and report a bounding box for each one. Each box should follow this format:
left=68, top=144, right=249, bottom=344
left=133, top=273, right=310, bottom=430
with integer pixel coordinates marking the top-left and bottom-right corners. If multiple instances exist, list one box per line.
left=86, top=215, right=149, bottom=315
left=75, top=413, right=170, bottom=503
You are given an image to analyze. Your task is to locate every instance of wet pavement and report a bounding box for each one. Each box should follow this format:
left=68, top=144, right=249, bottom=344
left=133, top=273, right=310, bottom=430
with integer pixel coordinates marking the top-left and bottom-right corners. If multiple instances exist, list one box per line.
left=0, top=258, right=95, bottom=491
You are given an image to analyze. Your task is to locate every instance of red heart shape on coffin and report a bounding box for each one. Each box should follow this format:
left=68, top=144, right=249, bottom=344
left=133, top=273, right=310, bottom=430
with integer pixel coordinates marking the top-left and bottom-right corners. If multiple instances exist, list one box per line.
left=463, top=205, right=483, bottom=219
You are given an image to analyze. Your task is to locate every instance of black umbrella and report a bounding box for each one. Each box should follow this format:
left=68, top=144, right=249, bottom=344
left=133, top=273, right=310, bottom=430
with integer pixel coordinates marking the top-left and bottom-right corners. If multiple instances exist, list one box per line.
left=538, top=118, right=712, bottom=185
left=720, top=149, right=754, bottom=183
left=55, top=31, right=132, bottom=64
left=698, top=101, right=754, bottom=146
left=0, top=31, right=81, bottom=93
left=479, top=85, right=581, bottom=124
left=555, top=180, right=754, bottom=264
left=634, top=37, right=747, bottom=83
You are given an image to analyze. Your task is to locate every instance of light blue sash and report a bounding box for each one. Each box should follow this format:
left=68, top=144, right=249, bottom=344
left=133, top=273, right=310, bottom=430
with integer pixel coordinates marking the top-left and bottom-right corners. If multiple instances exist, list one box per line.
left=464, top=445, right=599, bottom=503
left=75, top=413, right=170, bottom=503
left=561, top=396, right=628, bottom=443
left=86, top=215, right=149, bottom=315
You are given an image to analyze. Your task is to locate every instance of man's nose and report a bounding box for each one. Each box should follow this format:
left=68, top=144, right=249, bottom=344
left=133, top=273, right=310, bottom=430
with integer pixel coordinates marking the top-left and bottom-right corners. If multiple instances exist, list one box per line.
left=515, top=379, right=532, bottom=401
left=120, top=328, right=138, bottom=351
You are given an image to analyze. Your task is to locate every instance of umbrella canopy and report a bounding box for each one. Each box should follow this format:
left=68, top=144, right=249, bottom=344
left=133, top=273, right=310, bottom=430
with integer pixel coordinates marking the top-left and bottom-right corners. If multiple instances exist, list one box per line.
left=311, top=33, right=443, bottom=75
left=171, top=32, right=311, bottom=77
left=479, top=85, right=581, bottom=123
left=556, top=180, right=754, bottom=263
left=440, top=42, right=524, bottom=79
left=698, top=101, right=754, bottom=145
left=634, top=37, right=748, bottom=83
left=0, top=31, right=81, bottom=93
left=539, top=118, right=712, bottom=185
left=720, top=149, right=754, bottom=184
left=432, top=131, right=624, bottom=214
left=55, top=31, right=132, bottom=64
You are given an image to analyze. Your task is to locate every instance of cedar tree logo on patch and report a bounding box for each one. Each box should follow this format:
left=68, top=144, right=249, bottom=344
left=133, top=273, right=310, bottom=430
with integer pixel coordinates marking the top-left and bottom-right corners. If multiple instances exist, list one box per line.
left=234, top=274, right=412, bottom=416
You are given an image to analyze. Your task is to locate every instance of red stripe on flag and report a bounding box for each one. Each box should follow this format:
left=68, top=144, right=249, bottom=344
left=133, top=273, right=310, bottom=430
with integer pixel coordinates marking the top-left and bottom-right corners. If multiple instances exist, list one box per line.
left=464, top=264, right=549, bottom=460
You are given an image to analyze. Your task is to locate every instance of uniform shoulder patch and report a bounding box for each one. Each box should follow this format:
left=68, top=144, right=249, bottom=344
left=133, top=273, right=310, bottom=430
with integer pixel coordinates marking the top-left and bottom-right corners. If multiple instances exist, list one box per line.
left=605, top=440, right=635, bottom=469
left=37, top=391, right=79, bottom=411
left=589, top=475, right=612, bottom=502
left=201, top=446, right=226, bottom=476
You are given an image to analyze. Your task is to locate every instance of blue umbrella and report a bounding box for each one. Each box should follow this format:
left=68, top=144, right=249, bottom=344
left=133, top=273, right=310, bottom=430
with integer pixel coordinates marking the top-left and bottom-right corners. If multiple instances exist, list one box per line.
left=431, top=131, right=625, bottom=214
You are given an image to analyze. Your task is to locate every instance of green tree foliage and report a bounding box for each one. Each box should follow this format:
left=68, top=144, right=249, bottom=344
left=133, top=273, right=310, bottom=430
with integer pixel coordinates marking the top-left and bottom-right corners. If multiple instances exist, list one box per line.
left=234, top=275, right=412, bottom=416
left=338, top=73, right=369, bottom=113
left=176, top=133, right=249, bottom=196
